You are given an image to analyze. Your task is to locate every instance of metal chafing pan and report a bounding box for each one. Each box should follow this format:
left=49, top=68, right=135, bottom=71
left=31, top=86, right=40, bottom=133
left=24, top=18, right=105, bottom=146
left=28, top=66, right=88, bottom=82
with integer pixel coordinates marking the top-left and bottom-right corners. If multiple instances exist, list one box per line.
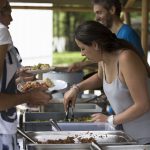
left=24, top=112, right=95, bottom=122
left=25, top=131, right=136, bottom=146
left=27, top=143, right=91, bottom=150
left=101, top=145, right=150, bottom=150
left=23, top=112, right=114, bottom=131
left=26, top=144, right=150, bottom=150
left=43, top=103, right=102, bottom=112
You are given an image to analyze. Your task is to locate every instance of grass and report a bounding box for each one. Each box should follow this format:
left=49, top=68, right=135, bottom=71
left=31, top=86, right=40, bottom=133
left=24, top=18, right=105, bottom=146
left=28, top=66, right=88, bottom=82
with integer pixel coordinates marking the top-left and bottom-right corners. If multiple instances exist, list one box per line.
left=52, top=51, right=85, bottom=65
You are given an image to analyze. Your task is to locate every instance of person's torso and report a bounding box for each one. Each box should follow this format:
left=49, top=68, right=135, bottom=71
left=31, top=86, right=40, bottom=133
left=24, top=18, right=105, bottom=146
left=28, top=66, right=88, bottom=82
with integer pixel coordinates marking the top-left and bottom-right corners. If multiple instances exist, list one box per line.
left=103, top=61, right=150, bottom=143
left=0, top=23, right=21, bottom=134
left=116, top=24, right=144, bottom=56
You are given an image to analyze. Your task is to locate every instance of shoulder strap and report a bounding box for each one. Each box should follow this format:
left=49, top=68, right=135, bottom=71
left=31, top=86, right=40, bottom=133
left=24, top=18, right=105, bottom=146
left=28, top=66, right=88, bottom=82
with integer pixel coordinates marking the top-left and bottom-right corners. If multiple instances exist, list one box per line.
left=7, top=51, right=13, bottom=64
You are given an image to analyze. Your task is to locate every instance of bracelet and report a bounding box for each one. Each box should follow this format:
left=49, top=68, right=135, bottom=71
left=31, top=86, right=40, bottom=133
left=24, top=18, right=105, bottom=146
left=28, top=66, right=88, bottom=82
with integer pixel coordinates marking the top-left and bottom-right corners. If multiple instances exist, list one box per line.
left=71, top=84, right=81, bottom=93
left=107, top=115, right=117, bottom=128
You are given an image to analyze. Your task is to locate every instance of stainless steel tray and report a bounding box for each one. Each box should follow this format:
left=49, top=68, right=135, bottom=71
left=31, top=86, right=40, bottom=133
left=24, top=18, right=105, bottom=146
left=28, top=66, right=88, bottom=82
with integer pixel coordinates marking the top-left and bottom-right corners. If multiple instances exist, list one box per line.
left=23, top=112, right=114, bottom=131
left=102, top=145, right=150, bottom=150
left=25, top=131, right=136, bottom=145
left=24, top=112, right=95, bottom=122
left=27, top=143, right=90, bottom=150
left=24, top=122, right=115, bottom=132
left=26, top=144, right=150, bottom=150
left=43, top=103, right=102, bottom=112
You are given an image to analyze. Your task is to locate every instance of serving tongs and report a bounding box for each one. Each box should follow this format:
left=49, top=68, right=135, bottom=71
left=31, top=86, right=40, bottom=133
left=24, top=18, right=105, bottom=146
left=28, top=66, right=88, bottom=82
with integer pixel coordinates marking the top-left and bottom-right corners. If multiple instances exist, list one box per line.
left=90, top=142, right=102, bottom=150
left=17, top=127, right=38, bottom=144
left=65, top=101, right=74, bottom=122
left=49, top=118, right=61, bottom=131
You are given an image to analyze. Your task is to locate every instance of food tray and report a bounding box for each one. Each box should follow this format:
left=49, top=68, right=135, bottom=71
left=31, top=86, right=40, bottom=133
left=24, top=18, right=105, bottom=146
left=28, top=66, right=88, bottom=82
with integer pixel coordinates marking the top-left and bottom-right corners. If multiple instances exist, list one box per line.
left=27, top=143, right=90, bottom=150
left=26, top=144, right=150, bottom=150
left=43, top=103, right=102, bottom=112
left=23, top=112, right=114, bottom=131
left=23, top=112, right=112, bottom=131
left=102, top=145, right=150, bottom=150
left=24, top=112, right=95, bottom=122
left=25, top=131, right=136, bottom=145
left=56, top=122, right=115, bottom=131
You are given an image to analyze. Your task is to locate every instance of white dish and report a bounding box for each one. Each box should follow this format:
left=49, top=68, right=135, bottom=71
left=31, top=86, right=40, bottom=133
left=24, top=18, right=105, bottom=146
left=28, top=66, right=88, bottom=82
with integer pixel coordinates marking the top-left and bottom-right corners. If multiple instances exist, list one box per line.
left=47, top=79, right=68, bottom=93
left=17, top=79, right=68, bottom=93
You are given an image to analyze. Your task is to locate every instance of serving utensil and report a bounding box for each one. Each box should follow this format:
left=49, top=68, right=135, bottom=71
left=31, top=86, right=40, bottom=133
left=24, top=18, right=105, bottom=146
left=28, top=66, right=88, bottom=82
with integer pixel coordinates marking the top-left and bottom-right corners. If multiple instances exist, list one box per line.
left=65, top=101, right=74, bottom=122
left=65, top=104, right=69, bottom=122
left=70, top=106, right=74, bottom=121
left=49, top=119, right=61, bottom=131
left=17, top=127, right=38, bottom=144
left=90, top=142, right=102, bottom=150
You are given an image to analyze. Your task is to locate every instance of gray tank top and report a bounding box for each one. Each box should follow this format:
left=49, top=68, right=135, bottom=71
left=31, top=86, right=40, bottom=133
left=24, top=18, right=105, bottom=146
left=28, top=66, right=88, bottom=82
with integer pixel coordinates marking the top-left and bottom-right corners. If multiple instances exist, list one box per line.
left=103, top=63, right=150, bottom=144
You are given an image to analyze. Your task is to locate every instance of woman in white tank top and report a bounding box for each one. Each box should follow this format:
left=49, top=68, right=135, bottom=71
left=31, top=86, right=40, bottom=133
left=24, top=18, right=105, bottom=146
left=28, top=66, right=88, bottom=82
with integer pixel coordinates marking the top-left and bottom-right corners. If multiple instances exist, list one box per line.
left=64, top=21, right=150, bottom=144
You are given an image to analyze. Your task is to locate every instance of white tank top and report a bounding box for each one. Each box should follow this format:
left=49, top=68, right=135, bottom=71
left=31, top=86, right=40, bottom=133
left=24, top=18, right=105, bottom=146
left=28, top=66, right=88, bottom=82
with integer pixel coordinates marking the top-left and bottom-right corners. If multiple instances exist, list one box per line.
left=103, top=65, right=150, bottom=144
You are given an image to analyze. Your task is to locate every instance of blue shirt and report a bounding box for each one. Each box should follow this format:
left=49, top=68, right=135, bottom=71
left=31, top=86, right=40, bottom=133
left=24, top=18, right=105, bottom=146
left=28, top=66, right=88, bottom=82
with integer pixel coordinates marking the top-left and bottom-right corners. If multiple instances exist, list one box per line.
left=116, top=24, right=144, bottom=56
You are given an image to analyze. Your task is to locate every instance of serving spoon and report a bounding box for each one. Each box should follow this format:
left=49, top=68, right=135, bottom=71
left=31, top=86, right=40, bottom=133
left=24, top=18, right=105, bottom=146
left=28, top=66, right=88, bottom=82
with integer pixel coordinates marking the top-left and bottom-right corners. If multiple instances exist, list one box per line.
left=17, top=127, right=38, bottom=144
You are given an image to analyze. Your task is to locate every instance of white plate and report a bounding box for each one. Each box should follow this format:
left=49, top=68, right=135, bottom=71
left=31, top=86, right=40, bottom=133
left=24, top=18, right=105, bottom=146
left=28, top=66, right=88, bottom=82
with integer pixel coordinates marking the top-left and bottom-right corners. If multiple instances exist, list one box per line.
left=47, top=80, right=68, bottom=93
left=17, top=79, right=68, bottom=93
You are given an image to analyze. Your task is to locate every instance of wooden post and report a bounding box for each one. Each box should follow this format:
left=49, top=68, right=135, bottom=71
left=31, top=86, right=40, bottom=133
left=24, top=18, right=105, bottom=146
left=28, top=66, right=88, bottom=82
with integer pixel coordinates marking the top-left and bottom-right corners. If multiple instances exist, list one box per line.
left=141, top=0, right=149, bottom=58
left=122, top=0, right=136, bottom=26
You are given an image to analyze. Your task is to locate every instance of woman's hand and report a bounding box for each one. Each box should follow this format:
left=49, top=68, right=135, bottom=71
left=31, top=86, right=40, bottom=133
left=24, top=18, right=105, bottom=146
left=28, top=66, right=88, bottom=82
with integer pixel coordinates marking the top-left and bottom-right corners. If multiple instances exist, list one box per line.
left=63, top=87, right=78, bottom=111
left=67, top=62, right=83, bottom=72
left=91, top=113, right=108, bottom=122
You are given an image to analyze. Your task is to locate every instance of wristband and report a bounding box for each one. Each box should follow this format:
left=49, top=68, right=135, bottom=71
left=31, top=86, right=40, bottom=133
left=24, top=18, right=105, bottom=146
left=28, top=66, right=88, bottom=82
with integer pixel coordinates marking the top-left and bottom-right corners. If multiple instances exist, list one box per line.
left=71, top=84, right=81, bottom=93
left=107, top=115, right=116, bottom=128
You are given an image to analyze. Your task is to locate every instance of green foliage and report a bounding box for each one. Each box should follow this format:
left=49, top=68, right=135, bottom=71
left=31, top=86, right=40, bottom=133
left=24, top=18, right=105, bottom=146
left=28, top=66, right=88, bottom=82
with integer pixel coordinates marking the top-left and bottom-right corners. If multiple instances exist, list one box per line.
left=53, top=12, right=94, bottom=37
left=52, top=51, right=85, bottom=65
left=53, top=11, right=94, bottom=51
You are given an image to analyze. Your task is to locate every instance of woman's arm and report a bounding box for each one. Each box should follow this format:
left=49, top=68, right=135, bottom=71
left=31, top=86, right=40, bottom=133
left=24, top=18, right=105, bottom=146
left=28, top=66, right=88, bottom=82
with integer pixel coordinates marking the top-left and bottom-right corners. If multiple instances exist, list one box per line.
left=64, top=64, right=103, bottom=111
left=114, top=50, right=150, bottom=125
left=67, top=60, right=97, bottom=72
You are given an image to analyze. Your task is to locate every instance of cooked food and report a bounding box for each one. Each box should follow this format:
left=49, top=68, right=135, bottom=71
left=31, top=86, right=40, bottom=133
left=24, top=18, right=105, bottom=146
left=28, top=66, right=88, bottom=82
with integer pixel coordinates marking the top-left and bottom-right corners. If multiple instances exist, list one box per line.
left=58, top=116, right=92, bottom=123
left=38, top=136, right=75, bottom=144
left=37, top=136, right=96, bottom=144
left=32, top=116, right=92, bottom=123
left=31, top=63, right=50, bottom=70
left=20, top=78, right=54, bottom=92
left=73, top=116, right=92, bottom=122
left=78, top=137, right=96, bottom=143
left=44, top=78, right=54, bottom=87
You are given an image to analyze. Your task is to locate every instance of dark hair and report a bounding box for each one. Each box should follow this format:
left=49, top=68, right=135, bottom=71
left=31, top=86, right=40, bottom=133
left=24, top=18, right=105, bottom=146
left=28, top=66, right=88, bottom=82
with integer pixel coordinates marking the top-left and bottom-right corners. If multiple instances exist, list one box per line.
left=75, top=20, right=136, bottom=53
left=0, top=1, right=11, bottom=15
left=91, top=0, right=122, bottom=17
left=75, top=20, right=150, bottom=76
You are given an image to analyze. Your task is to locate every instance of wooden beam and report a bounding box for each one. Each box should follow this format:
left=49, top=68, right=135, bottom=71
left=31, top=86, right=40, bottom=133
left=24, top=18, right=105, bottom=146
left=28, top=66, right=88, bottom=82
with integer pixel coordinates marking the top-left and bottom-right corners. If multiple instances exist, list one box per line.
left=122, top=0, right=136, bottom=24
left=9, top=0, right=91, bottom=6
left=11, top=4, right=150, bottom=13
left=11, top=5, right=92, bottom=12
left=124, top=0, right=136, bottom=8
left=141, top=0, right=149, bottom=58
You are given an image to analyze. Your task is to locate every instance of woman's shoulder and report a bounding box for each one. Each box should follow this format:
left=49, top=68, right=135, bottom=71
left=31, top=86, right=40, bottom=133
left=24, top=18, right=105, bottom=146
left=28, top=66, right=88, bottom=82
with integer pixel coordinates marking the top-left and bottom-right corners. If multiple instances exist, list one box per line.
left=118, top=49, right=142, bottom=67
